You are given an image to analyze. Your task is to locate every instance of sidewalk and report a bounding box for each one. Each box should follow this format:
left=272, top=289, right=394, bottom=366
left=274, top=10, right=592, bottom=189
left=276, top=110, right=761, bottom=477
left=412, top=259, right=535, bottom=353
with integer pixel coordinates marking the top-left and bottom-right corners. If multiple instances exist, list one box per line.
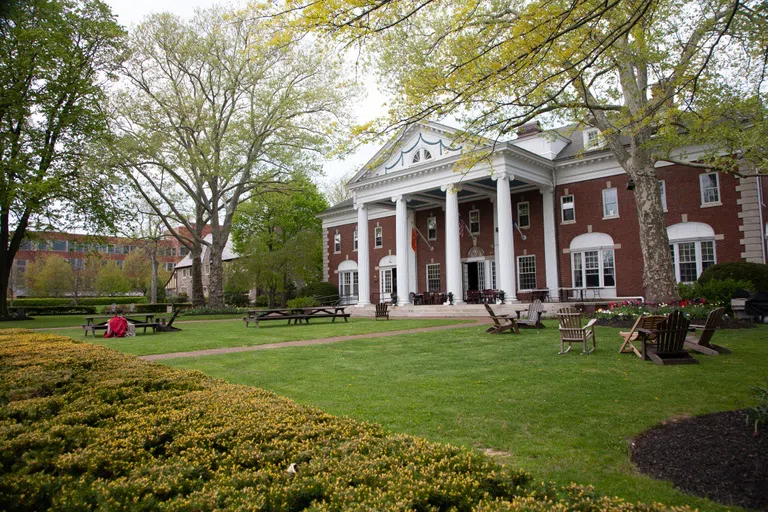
left=141, top=319, right=487, bottom=362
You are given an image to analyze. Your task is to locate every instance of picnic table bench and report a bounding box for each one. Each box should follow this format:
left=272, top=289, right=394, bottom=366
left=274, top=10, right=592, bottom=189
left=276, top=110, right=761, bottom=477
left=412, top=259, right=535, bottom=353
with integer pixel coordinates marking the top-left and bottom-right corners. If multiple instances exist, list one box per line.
left=82, top=314, right=158, bottom=336
left=243, top=307, right=349, bottom=327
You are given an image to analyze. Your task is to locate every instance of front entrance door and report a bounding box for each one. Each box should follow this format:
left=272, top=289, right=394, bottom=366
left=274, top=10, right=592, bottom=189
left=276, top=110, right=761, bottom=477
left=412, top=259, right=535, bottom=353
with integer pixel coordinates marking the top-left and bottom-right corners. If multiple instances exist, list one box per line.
left=379, top=267, right=397, bottom=302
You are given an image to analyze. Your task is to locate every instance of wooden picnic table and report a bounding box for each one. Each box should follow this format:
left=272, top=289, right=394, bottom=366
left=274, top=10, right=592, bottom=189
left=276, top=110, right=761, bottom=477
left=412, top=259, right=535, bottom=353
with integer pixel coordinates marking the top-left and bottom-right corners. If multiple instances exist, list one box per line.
left=82, top=314, right=157, bottom=336
left=244, top=307, right=350, bottom=327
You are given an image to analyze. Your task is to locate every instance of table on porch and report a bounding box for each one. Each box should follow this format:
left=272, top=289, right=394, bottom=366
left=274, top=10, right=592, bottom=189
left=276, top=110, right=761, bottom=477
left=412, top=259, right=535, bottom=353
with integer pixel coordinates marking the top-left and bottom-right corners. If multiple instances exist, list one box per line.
left=558, top=287, right=603, bottom=302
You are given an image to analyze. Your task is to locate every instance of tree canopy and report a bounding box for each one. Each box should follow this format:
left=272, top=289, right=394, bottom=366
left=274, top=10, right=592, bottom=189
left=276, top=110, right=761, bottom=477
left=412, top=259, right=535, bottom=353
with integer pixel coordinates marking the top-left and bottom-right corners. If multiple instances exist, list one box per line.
left=111, top=5, right=358, bottom=307
left=293, top=0, right=768, bottom=302
left=0, top=0, right=125, bottom=315
left=232, top=178, right=328, bottom=307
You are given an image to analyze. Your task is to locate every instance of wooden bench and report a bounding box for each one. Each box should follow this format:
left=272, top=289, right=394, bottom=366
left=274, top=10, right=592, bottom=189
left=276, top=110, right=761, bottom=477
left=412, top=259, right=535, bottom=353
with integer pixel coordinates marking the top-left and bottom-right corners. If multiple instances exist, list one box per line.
left=83, top=314, right=158, bottom=336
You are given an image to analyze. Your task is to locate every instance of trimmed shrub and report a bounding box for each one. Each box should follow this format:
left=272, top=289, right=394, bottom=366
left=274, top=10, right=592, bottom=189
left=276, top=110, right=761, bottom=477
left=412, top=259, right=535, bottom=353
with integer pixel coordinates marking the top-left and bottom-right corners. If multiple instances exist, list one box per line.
left=181, top=305, right=245, bottom=316
left=286, top=296, right=318, bottom=308
left=9, top=297, right=148, bottom=307
left=78, top=296, right=147, bottom=306
left=253, top=294, right=269, bottom=307
left=168, top=292, right=189, bottom=304
left=699, top=262, right=768, bottom=291
left=299, top=281, right=339, bottom=300
left=0, top=330, right=690, bottom=512
left=224, top=290, right=250, bottom=307
left=8, top=298, right=72, bottom=307
left=695, top=278, right=754, bottom=306
left=7, top=305, right=97, bottom=316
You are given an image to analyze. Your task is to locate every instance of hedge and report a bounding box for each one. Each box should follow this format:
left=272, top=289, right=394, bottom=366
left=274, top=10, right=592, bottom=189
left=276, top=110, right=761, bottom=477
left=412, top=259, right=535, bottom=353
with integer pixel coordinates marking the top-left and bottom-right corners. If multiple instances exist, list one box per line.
left=7, top=305, right=97, bottom=316
left=9, top=296, right=147, bottom=307
left=698, top=262, right=768, bottom=291
left=0, top=330, right=691, bottom=511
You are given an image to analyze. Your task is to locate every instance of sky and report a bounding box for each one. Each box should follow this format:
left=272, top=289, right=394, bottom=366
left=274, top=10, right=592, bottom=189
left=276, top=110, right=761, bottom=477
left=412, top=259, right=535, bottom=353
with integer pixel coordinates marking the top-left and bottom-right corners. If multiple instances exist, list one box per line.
left=104, top=0, right=386, bottom=190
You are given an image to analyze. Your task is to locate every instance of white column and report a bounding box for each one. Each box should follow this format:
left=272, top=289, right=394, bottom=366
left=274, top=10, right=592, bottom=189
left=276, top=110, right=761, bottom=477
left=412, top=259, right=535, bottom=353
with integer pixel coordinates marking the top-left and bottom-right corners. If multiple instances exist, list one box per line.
left=540, top=187, right=559, bottom=296
left=356, top=204, right=370, bottom=306
left=442, top=183, right=463, bottom=304
left=494, top=172, right=517, bottom=302
left=393, top=195, right=411, bottom=305
left=408, top=210, right=417, bottom=295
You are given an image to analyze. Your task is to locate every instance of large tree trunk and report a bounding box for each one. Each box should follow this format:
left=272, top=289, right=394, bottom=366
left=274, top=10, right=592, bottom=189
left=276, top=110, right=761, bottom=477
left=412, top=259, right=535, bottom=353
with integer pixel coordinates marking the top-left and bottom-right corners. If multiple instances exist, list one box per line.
left=191, top=247, right=205, bottom=306
left=149, top=247, right=158, bottom=304
left=207, top=240, right=225, bottom=308
left=0, top=211, right=10, bottom=318
left=626, top=156, right=680, bottom=303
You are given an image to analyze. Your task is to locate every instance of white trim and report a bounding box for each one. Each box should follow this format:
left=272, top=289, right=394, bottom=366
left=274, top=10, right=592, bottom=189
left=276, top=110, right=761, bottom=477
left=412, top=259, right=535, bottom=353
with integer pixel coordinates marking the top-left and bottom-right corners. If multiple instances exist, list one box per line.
left=516, top=254, right=537, bottom=291
left=602, top=187, right=619, bottom=219
left=561, top=194, right=575, bottom=223
left=374, top=226, right=384, bottom=248
left=517, top=201, right=530, bottom=228
left=699, top=171, right=721, bottom=207
left=468, top=209, right=481, bottom=235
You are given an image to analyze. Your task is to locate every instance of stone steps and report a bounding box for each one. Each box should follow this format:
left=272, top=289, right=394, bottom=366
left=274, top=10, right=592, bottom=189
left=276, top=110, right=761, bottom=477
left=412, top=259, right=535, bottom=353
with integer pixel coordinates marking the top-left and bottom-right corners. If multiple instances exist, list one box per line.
left=348, top=302, right=608, bottom=318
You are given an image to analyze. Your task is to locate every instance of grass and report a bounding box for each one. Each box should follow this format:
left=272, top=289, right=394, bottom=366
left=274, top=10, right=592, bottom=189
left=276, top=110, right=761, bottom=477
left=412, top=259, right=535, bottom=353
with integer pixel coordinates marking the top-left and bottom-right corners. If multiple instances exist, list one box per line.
left=161, top=320, right=768, bottom=511
left=35, top=317, right=467, bottom=356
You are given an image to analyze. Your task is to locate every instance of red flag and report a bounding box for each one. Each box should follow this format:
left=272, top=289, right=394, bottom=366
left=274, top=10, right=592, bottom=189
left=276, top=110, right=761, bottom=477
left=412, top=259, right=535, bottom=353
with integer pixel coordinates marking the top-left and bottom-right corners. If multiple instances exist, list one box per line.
left=411, top=227, right=418, bottom=251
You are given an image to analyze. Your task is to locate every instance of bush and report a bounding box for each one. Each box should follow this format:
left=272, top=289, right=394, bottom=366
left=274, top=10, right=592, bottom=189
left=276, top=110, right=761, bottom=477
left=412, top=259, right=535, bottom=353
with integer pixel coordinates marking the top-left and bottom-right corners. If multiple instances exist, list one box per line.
left=699, top=261, right=768, bottom=291
left=135, top=303, right=192, bottom=313
left=695, top=278, right=754, bottom=306
left=78, top=296, right=147, bottom=306
left=253, top=294, right=269, bottom=307
left=677, top=282, right=696, bottom=301
left=168, top=292, right=189, bottom=304
left=0, top=330, right=689, bottom=512
left=299, top=281, right=339, bottom=300
left=8, top=305, right=97, bottom=316
left=8, top=298, right=72, bottom=307
left=746, top=379, right=768, bottom=435
left=224, top=290, right=250, bottom=307
left=596, top=299, right=719, bottom=321
left=181, top=305, right=245, bottom=316
left=286, top=296, right=318, bottom=308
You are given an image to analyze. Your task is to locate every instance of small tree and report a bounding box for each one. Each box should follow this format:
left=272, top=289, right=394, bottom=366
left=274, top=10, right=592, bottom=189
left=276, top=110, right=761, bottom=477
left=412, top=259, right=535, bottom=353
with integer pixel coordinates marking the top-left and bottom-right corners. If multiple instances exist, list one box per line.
left=94, top=261, right=130, bottom=296
left=25, top=255, right=74, bottom=297
left=123, top=249, right=151, bottom=295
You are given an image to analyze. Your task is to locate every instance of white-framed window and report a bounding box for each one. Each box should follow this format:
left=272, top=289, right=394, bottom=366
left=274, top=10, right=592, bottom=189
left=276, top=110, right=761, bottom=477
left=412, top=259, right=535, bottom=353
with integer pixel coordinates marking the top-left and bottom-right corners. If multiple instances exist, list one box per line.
left=561, top=195, right=575, bottom=223
left=165, top=262, right=175, bottom=272
left=700, top=172, right=720, bottom=206
left=469, top=210, right=480, bottom=235
left=374, top=226, right=383, bottom=248
left=339, top=271, right=359, bottom=298
left=353, top=230, right=358, bottom=251
left=333, top=232, right=341, bottom=253
left=517, top=202, right=530, bottom=228
left=602, top=188, right=619, bottom=218
left=427, top=216, right=437, bottom=240
left=670, top=240, right=716, bottom=283
left=659, top=180, right=667, bottom=211
left=583, top=128, right=604, bottom=150
left=517, top=255, right=536, bottom=290
left=381, top=269, right=393, bottom=294
left=426, top=263, right=441, bottom=292
left=411, top=148, right=433, bottom=164
left=572, top=249, right=615, bottom=288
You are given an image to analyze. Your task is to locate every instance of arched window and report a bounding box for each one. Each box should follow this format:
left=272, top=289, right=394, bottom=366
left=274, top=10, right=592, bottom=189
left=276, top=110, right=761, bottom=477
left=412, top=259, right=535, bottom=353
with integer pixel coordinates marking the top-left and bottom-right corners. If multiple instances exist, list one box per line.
left=337, top=260, right=359, bottom=302
left=410, top=148, right=433, bottom=164
left=667, top=222, right=716, bottom=283
left=570, top=233, right=616, bottom=289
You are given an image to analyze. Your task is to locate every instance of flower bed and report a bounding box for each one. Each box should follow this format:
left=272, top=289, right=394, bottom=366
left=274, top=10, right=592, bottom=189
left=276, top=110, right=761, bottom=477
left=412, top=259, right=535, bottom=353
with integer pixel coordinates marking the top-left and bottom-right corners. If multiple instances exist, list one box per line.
left=595, top=299, right=721, bottom=323
left=0, top=330, right=691, bottom=511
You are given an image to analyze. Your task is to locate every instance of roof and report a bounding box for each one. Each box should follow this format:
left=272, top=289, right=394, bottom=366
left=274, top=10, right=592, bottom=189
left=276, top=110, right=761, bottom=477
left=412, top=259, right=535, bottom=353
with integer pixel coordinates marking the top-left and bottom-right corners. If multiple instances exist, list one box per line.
left=174, top=234, right=238, bottom=269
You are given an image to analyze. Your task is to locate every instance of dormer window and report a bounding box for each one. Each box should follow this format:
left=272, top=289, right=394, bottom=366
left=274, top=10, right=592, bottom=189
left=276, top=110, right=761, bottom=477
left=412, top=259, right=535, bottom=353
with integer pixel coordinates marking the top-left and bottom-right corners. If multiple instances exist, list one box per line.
left=411, top=148, right=433, bottom=164
left=583, top=128, right=604, bottom=151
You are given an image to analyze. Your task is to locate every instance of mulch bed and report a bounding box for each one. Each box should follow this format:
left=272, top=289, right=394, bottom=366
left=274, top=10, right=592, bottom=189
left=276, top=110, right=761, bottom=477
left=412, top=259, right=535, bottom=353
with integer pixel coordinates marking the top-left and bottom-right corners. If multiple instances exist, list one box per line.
left=630, top=410, right=768, bottom=511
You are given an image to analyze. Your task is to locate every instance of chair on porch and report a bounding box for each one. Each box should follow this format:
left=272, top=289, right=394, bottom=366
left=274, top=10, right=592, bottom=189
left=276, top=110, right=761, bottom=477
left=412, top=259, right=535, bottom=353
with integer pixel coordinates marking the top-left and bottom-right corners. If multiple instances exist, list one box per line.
left=484, top=304, right=519, bottom=334
left=466, top=290, right=482, bottom=304
left=557, top=307, right=596, bottom=354
left=684, top=307, right=729, bottom=355
left=516, top=299, right=546, bottom=328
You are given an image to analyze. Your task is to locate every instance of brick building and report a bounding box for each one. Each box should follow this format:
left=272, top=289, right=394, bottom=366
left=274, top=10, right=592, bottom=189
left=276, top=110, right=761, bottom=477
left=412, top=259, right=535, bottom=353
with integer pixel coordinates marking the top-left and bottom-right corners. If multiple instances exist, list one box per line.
left=319, top=121, right=768, bottom=305
left=11, top=231, right=188, bottom=297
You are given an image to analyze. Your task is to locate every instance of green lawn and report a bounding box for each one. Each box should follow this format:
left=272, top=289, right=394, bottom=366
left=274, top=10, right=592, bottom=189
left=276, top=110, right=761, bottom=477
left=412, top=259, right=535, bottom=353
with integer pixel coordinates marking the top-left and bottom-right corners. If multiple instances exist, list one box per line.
left=38, top=317, right=467, bottom=356
left=0, top=312, right=243, bottom=329
left=162, top=321, right=768, bottom=511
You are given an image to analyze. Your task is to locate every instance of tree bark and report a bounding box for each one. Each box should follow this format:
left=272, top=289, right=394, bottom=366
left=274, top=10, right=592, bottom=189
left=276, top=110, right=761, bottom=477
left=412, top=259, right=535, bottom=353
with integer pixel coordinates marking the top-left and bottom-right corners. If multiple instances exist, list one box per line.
left=191, top=248, right=205, bottom=306
left=0, top=211, right=10, bottom=318
left=626, top=156, right=680, bottom=303
left=149, top=247, right=158, bottom=304
left=207, top=238, right=225, bottom=308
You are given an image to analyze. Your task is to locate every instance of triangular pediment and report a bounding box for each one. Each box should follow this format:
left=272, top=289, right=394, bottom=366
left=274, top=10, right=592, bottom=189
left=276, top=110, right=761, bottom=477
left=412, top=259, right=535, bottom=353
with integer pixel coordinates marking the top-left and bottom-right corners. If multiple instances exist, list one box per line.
left=349, top=122, right=482, bottom=184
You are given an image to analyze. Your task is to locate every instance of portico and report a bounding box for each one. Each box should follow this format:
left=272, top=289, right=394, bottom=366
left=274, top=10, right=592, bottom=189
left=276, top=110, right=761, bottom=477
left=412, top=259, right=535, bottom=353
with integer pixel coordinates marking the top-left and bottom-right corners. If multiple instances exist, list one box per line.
left=347, top=122, right=560, bottom=306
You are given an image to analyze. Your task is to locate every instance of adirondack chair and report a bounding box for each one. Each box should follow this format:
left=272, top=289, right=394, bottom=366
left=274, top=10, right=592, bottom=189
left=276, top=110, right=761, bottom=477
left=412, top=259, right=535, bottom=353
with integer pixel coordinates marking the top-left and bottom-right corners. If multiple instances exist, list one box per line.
left=684, top=307, right=729, bottom=355
left=638, top=310, right=698, bottom=365
left=484, top=303, right=519, bottom=334
left=375, top=302, right=390, bottom=320
left=516, top=299, right=546, bottom=328
left=618, top=315, right=666, bottom=358
left=557, top=307, right=596, bottom=354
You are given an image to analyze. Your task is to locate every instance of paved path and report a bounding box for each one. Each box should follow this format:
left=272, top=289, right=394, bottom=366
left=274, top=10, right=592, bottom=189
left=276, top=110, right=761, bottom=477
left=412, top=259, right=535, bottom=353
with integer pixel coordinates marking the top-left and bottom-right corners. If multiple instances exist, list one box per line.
left=141, top=319, right=487, bottom=362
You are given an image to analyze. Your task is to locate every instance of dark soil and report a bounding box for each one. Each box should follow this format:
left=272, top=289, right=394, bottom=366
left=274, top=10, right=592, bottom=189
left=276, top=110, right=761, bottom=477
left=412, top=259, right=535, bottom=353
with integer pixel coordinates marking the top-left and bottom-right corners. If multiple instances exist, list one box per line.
left=631, top=410, right=768, bottom=511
